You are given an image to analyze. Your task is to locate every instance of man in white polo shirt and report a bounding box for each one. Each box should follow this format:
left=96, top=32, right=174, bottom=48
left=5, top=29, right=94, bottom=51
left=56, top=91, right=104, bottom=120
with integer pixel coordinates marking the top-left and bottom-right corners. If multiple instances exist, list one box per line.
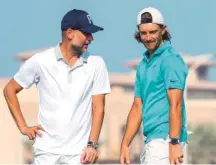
left=3, top=9, right=111, bottom=164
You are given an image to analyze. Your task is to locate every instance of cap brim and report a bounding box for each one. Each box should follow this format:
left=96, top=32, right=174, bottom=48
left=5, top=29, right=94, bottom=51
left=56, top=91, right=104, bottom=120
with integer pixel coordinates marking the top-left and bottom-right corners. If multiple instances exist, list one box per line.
left=80, top=25, right=104, bottom=33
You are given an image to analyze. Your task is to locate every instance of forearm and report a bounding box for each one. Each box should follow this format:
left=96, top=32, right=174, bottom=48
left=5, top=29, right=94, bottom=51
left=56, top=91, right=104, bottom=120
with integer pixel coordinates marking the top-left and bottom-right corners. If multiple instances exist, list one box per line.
left=3, top=87, right=27, bottom=129
left=89, top=104, right=104, bottom=142
left=121, top=106, right=142, bottom=147
left=169, top=104, right=182, bottom=138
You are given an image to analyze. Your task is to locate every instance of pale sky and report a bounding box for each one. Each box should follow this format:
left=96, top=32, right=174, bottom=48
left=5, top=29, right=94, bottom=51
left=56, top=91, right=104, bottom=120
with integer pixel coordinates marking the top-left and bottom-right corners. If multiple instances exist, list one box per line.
left=1, top=0, right=216, bottom=80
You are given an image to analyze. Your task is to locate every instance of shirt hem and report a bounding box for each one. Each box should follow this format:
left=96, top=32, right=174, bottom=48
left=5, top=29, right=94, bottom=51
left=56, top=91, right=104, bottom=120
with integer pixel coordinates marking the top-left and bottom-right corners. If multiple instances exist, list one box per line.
left=166, top=84, right=184, bottom=90
left=144, top=133, right=188, bottom=144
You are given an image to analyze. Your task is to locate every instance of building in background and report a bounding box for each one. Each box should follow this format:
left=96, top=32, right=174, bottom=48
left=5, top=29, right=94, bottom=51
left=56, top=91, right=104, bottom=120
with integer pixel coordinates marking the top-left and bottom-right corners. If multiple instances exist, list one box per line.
left=1, top=48, right=216, bottom=164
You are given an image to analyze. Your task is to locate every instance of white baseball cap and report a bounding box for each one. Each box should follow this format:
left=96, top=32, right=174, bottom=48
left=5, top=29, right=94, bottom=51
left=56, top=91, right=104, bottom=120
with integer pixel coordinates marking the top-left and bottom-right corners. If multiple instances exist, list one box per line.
left=137, top=7, right=164, bottom=25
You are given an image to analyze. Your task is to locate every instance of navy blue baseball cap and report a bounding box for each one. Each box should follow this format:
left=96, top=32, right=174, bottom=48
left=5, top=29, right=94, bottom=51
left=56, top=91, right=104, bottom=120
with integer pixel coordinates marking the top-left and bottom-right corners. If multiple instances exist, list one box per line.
left=61, top=9, right=104, bottom=33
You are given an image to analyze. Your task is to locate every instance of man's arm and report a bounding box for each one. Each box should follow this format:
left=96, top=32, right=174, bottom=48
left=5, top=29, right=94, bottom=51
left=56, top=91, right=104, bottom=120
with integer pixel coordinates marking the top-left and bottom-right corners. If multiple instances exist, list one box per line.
left=4, top=55, right=43, bottom=140
left=80, top=94, right=106, bottom=164
left=81, top=57, right=111, bottom=164
left=167, top=89, right=184, bottom=164
left=89, top=94, right=106, bottom=142
left=162, top=54, right=188, bottom=164
left=121, top=97, right=142, bottom=147
left=3, top=78, right=43, bottom=140
left=167, top=89, right=183, bottom=139
left=162, top=54, right=188, bottom=139
left=120, top=97, right=142, bottom=164
left=87, top=57, right=110, bottom=142
left=3, top=78, right=26, bottom=129
left=122, top=63, right=142, bottom=148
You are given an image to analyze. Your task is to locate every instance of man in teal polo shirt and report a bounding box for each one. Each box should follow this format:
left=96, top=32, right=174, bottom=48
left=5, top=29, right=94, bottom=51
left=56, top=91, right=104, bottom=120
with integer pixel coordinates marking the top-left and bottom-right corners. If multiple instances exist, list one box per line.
left=120, top=7, right=188, bottom=164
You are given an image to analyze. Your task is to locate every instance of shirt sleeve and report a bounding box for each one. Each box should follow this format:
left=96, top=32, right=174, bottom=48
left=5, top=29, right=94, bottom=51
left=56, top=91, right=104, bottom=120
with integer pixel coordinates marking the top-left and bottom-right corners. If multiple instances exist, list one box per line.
left=14, top=55, right=40, bottom=89
left=161, top=54, right=188, bottom=90
left=92, top=57, right=111, bottom=95
left=134, top=64, right=142, bottom=98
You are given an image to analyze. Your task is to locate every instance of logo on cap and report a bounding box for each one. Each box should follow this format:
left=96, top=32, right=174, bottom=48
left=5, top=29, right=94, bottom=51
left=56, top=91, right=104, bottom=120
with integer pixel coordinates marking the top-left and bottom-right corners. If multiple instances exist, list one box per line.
left=86, top=15, right=93, bottom=24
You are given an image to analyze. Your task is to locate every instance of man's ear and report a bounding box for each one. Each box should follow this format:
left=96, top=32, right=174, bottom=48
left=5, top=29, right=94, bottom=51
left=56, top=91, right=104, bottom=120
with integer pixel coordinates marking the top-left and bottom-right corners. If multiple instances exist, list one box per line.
left=66, top=28, right=74, bottom=40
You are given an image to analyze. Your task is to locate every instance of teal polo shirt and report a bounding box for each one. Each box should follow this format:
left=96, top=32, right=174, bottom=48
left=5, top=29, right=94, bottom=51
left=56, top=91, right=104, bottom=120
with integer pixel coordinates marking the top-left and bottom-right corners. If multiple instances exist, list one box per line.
left=134, top=41, right=188, bottom=143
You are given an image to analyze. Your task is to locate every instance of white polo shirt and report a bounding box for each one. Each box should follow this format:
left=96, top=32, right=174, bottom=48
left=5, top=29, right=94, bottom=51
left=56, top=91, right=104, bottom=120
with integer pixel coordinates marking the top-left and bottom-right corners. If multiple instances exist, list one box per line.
left=14, top=44, right=111, bottom=155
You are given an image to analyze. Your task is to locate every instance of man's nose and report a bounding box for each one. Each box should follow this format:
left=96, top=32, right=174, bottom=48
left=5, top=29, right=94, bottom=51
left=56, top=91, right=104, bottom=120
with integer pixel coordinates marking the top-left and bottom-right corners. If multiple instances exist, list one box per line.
left=146, top=34, right=152, bottom=41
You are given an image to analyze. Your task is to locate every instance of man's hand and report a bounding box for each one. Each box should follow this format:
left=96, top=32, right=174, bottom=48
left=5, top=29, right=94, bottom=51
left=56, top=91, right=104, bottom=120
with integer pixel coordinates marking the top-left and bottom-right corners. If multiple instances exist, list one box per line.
left=80, top=147, right=98, bottom=164
left=120, top=145, right=130, bottom=164
left=169, top=143, right=183, bottom=164
left=19, top=125, right=44, bottom=140
left=120, top=97, right=142, bottom=164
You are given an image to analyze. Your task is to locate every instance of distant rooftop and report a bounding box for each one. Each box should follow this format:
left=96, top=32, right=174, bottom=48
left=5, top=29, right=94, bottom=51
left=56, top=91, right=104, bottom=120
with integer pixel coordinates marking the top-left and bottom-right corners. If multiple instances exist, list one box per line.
left=15, top=47, right=216, bottom=67
left=14, top=47, right=52, bottom=61
left=14, top=47, right=216, bottom=90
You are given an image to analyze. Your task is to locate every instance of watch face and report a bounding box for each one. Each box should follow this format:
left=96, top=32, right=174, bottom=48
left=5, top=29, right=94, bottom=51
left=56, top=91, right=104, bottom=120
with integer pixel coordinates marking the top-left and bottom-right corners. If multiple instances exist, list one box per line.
left=171, top=138, right=179, bottom=144
left=88, top=141, right=99, bottom=149
left=94, top=143, right=99, bottom=149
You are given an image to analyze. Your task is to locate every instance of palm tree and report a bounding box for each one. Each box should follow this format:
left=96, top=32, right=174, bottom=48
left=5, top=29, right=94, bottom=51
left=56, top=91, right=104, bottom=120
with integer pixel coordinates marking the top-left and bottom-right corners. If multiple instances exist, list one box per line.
left=188, top=124, right=216, bottom=164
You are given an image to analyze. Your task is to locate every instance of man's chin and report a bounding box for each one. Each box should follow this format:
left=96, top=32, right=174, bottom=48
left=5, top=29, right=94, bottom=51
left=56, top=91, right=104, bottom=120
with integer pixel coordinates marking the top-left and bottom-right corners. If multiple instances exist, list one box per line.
left=143, top=44, right=157, bottom=51
left=82, top=48, right=88, bottom=52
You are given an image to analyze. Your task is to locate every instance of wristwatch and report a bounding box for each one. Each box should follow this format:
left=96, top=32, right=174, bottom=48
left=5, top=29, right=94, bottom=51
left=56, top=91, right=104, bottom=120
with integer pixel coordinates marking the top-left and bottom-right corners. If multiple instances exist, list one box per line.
left=87, top=141, right=99, bottom=150
left=169, top=137, right=180, bottom=145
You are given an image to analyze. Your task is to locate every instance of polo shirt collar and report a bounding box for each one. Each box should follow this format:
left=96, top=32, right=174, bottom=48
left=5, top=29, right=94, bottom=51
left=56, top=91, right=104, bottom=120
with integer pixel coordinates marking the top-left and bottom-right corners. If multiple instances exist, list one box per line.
left=143, top=41, right=171, bottom=61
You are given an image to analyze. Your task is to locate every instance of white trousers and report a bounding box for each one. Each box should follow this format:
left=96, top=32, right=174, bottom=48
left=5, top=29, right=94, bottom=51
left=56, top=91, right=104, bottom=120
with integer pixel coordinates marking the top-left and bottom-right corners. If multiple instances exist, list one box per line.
left=33, top=148, right=82, bottom=165
left=140, top=139, right=186, bottom=164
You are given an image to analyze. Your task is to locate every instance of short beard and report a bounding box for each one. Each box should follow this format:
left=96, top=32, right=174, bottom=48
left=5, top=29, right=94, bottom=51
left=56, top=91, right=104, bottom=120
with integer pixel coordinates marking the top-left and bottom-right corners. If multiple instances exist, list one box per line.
left=71, top=44, right=84, bottom=56
left=156, top=35, right=163, bottom=45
